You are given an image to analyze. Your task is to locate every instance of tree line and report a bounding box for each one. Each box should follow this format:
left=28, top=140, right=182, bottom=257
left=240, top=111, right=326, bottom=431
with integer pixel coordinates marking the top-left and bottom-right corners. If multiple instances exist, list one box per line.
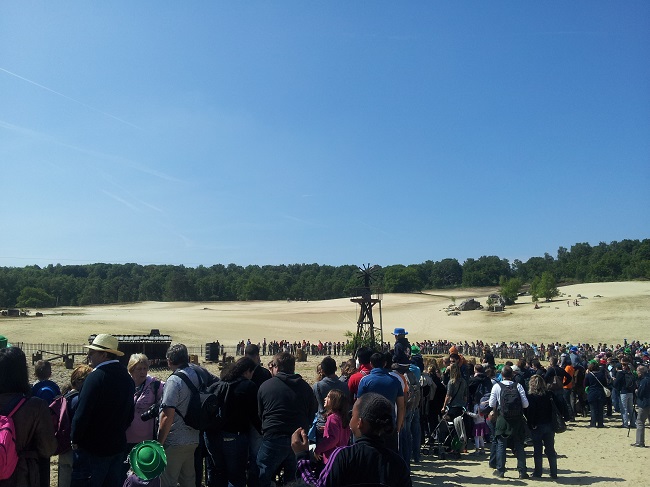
left=1, top=239, right=648, bottom=309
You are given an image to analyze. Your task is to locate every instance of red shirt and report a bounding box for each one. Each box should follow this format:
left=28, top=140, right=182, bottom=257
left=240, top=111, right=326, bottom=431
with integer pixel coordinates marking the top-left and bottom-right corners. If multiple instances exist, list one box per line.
left=348, top=364, right=372, bottom=400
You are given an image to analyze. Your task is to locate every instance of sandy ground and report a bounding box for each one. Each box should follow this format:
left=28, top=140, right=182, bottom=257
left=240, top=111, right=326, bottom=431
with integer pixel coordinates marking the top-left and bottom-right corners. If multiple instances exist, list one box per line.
left=3, top=281, right=650, bottom=347
left=2, top=281, right=649, bottom=486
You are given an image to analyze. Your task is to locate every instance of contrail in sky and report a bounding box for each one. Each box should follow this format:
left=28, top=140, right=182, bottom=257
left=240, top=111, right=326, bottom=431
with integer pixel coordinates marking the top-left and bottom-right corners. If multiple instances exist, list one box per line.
left=0, top=67, right=142, bottom=130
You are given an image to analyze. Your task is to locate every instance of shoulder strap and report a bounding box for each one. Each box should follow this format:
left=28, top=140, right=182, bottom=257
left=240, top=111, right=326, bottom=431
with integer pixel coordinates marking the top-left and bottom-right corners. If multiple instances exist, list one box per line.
left=152, top=379, right=161, bottom=398
left=173, top=370, right=199, bottom=394
left=1, top=394, right=26, bottom=417
left=7, top=397, right=27, bottom=417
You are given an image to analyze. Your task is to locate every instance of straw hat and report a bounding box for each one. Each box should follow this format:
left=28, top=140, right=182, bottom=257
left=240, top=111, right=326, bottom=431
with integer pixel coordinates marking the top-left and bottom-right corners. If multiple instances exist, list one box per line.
left=129, top=441, right=167, bottom=480
left=85, top=334, right=124, bottom=356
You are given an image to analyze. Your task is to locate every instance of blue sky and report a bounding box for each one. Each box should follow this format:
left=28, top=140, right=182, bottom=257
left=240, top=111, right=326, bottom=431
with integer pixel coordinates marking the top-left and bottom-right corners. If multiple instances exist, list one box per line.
left=1, top=2, right=648, bottom=269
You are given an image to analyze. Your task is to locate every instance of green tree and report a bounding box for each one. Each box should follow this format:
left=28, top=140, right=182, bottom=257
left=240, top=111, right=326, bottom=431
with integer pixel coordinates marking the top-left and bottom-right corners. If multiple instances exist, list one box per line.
left=533, top=271, right=559, bottom=302
left=499, top=276, right=522, bottom=305
left=15, top=287, right=55, bottom=308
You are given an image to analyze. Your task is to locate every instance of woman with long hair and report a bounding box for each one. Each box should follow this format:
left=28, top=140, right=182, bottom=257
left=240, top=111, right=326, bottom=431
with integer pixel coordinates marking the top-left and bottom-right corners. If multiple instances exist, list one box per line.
left=0, top=347, right=57, bottom=487
left=526, top=374, right=559, bottom=479
left=314, top=389, right=351, bottom=464
left=442, top=363, right=467, bottom=418
left=204, top=356, right=261, bottom=487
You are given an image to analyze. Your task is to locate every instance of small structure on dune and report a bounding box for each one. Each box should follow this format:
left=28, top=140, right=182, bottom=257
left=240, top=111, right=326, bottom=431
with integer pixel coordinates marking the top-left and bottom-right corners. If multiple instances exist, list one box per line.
left=458, top=298, right=482, bottom=311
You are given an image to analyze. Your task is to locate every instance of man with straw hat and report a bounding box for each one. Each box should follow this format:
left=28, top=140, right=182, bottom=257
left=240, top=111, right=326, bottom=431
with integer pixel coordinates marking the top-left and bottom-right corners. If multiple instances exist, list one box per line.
left=71, top=334, right=135, bottom=487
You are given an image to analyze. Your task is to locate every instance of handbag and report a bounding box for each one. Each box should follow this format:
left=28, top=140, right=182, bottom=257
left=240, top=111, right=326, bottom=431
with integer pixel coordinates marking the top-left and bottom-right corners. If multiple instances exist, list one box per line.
left=549, top=395, right=567, bottom=434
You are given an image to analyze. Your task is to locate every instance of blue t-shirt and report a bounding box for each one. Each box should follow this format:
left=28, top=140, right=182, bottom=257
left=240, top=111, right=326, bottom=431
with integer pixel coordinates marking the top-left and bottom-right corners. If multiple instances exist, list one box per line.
left=357, top=368, right=404, bottom=405
left=32, top=379, right=61, bottom=403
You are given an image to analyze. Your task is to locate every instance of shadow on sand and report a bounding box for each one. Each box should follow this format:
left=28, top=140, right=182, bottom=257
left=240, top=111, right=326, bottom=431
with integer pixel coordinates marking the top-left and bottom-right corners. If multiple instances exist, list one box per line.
left=410, top=455, right=625, bottom=486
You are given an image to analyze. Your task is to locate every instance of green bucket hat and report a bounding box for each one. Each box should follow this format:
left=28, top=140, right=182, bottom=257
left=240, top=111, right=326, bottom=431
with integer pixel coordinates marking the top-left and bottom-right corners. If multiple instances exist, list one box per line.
left=129, top=441, right=167, bottom=480
left=0, top=335, right=11, bottom=348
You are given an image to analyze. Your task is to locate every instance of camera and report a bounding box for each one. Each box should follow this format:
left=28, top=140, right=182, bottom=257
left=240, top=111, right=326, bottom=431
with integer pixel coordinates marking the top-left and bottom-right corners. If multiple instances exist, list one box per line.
left=141, top=403, right=159, bottom=422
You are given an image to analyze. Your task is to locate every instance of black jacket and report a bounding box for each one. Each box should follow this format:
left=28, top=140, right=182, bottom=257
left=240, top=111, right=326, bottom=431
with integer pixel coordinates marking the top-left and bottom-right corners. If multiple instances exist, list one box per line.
left=221, top=378, right=261, bottom=434
left=71, top=362, right=135, bottom=456
left=296, top=435, right=412, bottom=487
left=544, top=366, right=572, bottom=387
left=257, top=372, right=317, bottom=438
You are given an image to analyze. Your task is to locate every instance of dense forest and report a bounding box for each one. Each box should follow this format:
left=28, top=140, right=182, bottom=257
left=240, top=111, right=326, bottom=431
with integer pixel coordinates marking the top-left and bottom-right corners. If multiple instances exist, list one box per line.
left=1, top=239, right=648, bottom=308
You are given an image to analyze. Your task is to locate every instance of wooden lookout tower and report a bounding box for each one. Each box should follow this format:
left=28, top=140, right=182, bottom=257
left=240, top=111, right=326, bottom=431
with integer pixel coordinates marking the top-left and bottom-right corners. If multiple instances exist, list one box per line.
left=351, top=264, right=383, bottom=352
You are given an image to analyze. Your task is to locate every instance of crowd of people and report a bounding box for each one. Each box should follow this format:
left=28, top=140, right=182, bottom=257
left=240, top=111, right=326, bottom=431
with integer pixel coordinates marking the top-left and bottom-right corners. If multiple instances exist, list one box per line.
left=1, top=330, right=649, bottom=487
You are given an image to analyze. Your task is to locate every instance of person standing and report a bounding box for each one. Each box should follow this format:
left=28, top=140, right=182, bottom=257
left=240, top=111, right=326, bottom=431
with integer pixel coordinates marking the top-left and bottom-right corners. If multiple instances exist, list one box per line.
left=584, top=361, right=608, bottom=428
left=256, top=352, right=317, bottom=487
left=347, top=347, right=373, bottom=402
left=313, top=356, right=350, bottom=434
left=357, top=353, right=405, bottom=452
left=59, top=365, right=93, bottom=487
left=244, top=344, right=271, bottom=487
left=614, top=357, right=636, bottom=428
left=391, top=328, right=411, bottom=371
left=123, top=354, right=164, bottom=480
left=157, top=344, right=207, bottom=487
left=204, top=357, right=261, bottom=487
left=632, top=365, right=650, bottom=448
left=0, top=346, right=58, bottom=487
left=488, top=365, right=529, bottom=479
left=71, top=334, right=135, bottom=487
left=526, top=375, right=561, bottom=479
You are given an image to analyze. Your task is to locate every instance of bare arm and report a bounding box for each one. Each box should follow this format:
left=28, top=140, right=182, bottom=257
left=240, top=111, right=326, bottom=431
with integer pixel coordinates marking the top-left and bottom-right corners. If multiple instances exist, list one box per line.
left=396, top=396, right=405, bottom=432
left=157, top=407, right=175, bottom=445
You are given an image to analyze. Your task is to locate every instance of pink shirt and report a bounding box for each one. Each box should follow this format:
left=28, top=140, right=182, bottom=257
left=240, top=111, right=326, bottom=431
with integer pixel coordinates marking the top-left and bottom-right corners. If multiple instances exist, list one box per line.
left=126, top=376, right=164, bottom=444
left=314, top=412, right=351, bottom=464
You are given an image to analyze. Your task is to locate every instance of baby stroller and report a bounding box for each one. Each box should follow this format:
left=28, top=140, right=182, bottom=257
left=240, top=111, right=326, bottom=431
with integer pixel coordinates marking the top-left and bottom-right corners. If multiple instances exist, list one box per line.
left=422, top=406, right=467, bottom=459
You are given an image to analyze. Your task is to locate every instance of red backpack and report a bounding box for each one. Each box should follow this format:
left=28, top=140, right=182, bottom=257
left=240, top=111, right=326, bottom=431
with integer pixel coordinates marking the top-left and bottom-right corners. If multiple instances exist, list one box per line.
left=0, top=396, right=27, bottom=480
left=49, top=395, right=73, bottom=455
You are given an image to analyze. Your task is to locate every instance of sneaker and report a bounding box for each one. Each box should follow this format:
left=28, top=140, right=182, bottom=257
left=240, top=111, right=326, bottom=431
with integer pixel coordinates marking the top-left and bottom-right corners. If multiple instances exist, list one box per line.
left=492, top=470, right=505, bottom=478
left=550, top=473, right=558, bottom=479
left=519, top=472, right=530, bottom=479
left=631, top=443, right=646, bottom=447
left=532, top=472, right=542, bottom=478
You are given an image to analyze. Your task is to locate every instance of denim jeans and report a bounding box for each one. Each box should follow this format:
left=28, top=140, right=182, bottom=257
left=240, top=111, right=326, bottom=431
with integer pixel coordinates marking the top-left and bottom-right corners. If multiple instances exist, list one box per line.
left=204, top=431, right=249, bottom=487
left=562, top=389, right=574, bottom=419
left=636, top=406, right=649, bottom=446
left=409, top=409, right=422, bottom=462
left=71, top=448, right=125, bottom=487
left=399, top=410, right=414, bottom=469
left=495, top=434, right=526, bottom=474
left=530, top=422, right=557, bottom=477
left=620, top=393, right=634, bottom=427
left=256, top=436, right=296, bottom=487
left=588, top=396, right=605, bottom=427
left=247, top=426, right=263, bottom=487
left=487, top=419, right=497, bottom=469
left=611, top=388, right=621, bottom=413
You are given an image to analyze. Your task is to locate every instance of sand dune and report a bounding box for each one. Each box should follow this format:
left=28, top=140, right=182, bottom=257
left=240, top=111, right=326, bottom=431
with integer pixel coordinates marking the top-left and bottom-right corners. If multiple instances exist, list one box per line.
left=3, top=281, right=648, bottom=347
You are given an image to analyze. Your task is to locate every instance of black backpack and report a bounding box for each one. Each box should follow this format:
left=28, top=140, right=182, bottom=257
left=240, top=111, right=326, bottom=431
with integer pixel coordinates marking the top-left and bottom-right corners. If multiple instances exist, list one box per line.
left=498, top=382, right=523, bottom=419
left=204, top=379, right=236, bottom=432
left=473, top=377, right=493, bottom=407
left=172, top=370, right=218, bottom=431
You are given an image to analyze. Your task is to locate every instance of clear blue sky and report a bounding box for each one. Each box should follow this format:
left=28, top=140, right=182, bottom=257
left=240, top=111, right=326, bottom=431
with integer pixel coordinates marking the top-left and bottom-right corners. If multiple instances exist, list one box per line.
left=1, top=2, right=648, bottom=269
